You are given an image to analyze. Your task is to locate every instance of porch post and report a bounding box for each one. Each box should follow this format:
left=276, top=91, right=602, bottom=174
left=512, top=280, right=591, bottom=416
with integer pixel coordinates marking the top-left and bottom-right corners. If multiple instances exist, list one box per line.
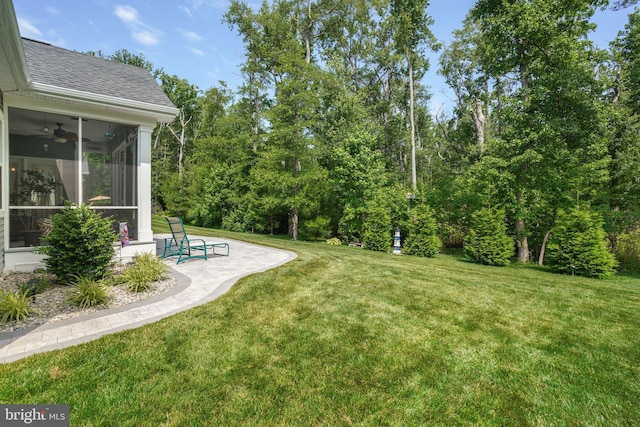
left=137, top=125, right=154, bottom=243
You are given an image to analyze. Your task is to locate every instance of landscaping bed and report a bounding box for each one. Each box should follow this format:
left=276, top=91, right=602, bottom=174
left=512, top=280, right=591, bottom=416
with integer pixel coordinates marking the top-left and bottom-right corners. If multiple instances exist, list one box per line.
left=0, top=269, right=176, bottom=334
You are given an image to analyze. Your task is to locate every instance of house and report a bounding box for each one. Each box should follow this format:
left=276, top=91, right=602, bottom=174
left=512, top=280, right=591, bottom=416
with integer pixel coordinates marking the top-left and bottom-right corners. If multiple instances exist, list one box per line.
left=0, top=0, right=178, bottom=272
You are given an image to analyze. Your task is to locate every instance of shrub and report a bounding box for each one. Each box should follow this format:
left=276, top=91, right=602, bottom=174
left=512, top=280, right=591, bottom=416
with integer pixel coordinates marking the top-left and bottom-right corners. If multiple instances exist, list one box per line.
left=464, top=208, right=514, bottom=266
left=301, top=216, right=332, bottom=241
left=67, top=276, right=109, bottom=308
left=615, top=229, right=640, bottom=271
left=547, top=209, right=618, bottom=279
left=38, top=203, right=116, bottom=284
left=121, top=252, right=168, bottom=292
left=362, top=198, right=392, bottom=252
left=0, top=291, right=32, bottom=322
left=403, top=205, right=441, bottom=257
left=326, top=237, right=342, bottom=246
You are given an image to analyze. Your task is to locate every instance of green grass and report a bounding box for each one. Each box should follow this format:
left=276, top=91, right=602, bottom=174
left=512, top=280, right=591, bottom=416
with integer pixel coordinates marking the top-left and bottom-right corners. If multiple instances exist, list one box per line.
left=0, top=217, right=638, bottom=425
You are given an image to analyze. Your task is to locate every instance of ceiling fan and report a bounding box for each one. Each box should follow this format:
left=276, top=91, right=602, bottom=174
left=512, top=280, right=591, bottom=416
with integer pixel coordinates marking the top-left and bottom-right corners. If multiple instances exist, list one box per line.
left=54, top=122, right=90, bottom=143
left=53, top=123, right=68, bottom=143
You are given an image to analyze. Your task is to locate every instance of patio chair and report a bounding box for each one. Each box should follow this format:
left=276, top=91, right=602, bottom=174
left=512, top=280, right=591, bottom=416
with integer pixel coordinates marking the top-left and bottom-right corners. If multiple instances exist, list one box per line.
left=162, top=217, right=230, bottom=264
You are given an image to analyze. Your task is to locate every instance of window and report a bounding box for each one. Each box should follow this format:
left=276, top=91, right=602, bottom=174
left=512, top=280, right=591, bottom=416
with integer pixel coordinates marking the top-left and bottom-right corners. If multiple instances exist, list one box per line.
left=8, top=107, right=138, bottom=247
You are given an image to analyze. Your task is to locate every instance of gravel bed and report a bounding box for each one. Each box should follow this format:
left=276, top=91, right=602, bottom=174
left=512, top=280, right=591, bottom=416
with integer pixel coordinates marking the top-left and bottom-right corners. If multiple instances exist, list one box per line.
left=0, top=271, right=177, bottom=334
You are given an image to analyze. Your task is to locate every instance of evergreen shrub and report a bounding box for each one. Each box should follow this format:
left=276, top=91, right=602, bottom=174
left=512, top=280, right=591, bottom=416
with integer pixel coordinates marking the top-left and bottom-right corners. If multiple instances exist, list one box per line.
left=362, top=199, right=392, bottom=252
left=404, top=205, right=441, bottom=257
left=547, top=209, right=618, bottom=278
left=301, top=216, right=331, bottom=241
left=38, top=203, right=117, bottom=284
left=464, top=208, right=514, bottom=266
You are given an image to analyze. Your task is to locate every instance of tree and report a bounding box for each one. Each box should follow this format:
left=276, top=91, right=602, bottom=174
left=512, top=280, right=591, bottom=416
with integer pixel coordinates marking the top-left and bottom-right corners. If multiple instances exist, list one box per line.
left=84, top=49, right=154, bottom=72
left=546, top=209, right=618, bottom=278
left=403, top=204, right=441, bottom=257
left=470, top=0, right=610, bottom=262
left=38, top=203, right=116, bottom=283
left=464, top=208, right=514, bottom=267
left=362, top=195, right=392, bottom=252
left=389, top=0, right=438, bottom=192
left=330, top=125, right=387, bottom=242
left=438, top=18, right=490, bottom=152
left=598, top=9, right=640, bottom=244
left=155, top=72, right=201, bottom=177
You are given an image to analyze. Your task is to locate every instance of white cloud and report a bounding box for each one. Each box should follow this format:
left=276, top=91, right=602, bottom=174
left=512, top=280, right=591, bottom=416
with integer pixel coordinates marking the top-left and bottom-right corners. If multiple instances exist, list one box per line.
left=17, top=17, right=43, bottom=38
left=114, top=5, right=139, bottom=24
left=133, top=30, right=160, bottom=46
left=45, top=7, right=60, bottom=15
left=179, top=5, right=193, bottom=18
left=113, top=5, right=162, bottom=47
left=182, top=31, right=203, bottom=42
left=190, top=47, right=205, bottom=56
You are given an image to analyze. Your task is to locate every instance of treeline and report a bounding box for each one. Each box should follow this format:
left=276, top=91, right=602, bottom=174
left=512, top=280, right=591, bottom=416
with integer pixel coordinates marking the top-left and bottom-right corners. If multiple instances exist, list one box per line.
left=119, top=1, right=640, bottom=268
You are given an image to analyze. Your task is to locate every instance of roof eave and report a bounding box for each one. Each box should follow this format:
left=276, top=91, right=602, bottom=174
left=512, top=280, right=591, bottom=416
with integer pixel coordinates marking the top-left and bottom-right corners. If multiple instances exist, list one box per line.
left=1, top=0, right=30, bottom=88
left=29, top=81, right=179, bottom=123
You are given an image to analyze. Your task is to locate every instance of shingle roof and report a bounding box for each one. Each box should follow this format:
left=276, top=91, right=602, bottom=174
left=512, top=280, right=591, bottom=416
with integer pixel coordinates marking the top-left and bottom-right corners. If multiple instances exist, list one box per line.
left=22, top=38, right=175, bottom=109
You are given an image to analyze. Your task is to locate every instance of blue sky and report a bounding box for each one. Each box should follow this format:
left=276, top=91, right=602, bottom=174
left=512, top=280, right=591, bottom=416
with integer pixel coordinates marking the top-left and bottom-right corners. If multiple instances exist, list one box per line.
left=13, top=0, right=629, bottom=113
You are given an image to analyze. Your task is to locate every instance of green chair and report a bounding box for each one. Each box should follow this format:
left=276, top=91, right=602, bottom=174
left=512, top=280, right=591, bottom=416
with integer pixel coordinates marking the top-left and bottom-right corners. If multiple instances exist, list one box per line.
left=162, top=217, right=230, bottom=264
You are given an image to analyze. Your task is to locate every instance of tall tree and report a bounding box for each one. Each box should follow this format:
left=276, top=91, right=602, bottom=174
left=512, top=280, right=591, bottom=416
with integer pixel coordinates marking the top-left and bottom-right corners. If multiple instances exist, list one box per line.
left=471, top=0, right=610, bottom=262
left=155, top=73, right=201, bottom=177
left=605, top=8, right=640, bottom=234
left=389, top=0, right=438, bottom=192
left=226, top=0, right=331, bottom=240
left=439, top=18, right=490, bottom=152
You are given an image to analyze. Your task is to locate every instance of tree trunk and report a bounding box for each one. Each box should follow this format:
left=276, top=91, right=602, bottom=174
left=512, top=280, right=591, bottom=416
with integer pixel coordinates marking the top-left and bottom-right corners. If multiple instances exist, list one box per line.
left=538, top=230, right=552, bottom=266
left=612, top=64, right=621, bottom=104
left=407, top=47, right=417, bottom=192
left=304, top=0, right=312, bottom=64
left=515, top=190, right=529, bottom=262
left=516, top=219, right=530, bottom=263
left=515, top=44, right=530, bottom=263
left=250, top=73, right=260, bottom=153
left=167, top=110, right=191, bottom=177
left=290, top=209, right=299, bottom=241
left=471, top=99, right=485, bottom=151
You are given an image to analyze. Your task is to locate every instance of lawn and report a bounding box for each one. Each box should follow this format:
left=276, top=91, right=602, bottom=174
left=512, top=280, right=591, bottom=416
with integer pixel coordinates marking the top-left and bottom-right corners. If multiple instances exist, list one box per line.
left=0, top=218, right=638, bottom=426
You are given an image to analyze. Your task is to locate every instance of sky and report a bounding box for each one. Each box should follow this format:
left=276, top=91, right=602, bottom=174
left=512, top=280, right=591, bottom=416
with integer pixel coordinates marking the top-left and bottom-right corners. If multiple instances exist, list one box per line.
left=13, top=0, right=631, bottom=113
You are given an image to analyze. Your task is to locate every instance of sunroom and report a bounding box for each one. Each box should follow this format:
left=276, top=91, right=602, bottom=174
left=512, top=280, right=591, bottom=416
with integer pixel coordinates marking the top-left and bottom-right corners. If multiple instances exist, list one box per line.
left=1, top=0, right=178, bottom=272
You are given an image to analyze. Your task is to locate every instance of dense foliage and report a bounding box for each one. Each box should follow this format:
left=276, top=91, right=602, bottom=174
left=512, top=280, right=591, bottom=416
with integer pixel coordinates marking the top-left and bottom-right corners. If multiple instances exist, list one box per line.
left=38, top=203, right=117, bottom=283
left=362, top=197, right=392, bottom=252
left=403, top=205, right=441, bottom=257
left=546, top=209, right=618, bottom=279
left=100, top=1, right=638, bottom=274
left=615, top=229, right=640, bottom=271
left=464, top=208, right=514, bottom=266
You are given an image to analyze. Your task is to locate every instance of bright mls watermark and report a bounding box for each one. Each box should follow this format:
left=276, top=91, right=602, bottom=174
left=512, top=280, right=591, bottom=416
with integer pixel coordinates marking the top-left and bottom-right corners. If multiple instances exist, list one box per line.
left=1, top=405, right=69, bottom=426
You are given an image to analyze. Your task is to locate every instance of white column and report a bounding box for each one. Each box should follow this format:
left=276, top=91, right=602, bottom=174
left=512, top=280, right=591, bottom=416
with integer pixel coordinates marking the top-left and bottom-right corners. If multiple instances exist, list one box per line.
left=137, top=125, right=153, bottom=243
